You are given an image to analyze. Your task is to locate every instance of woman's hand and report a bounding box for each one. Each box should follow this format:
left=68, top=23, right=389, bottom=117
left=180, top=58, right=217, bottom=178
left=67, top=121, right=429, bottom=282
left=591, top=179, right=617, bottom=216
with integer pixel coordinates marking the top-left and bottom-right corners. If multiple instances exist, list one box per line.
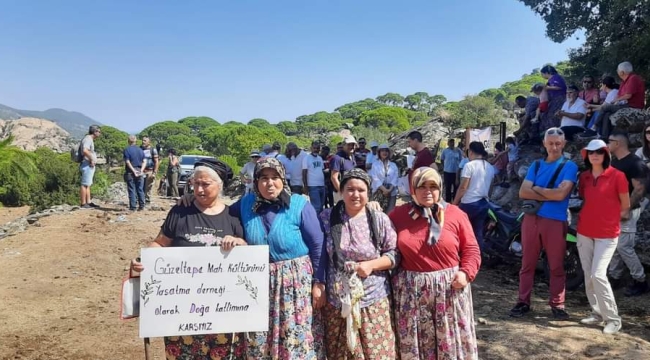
left=451, top=270, right=469, bottom=289
left=221, top=236, right=247, bottom=251
left=130, top=257, right=144, bottom=276
left=177, top=194, right=194, bottom=207
left=312, top=283, right=326, bottom=310
left=355, top=261, right=374, bottom=278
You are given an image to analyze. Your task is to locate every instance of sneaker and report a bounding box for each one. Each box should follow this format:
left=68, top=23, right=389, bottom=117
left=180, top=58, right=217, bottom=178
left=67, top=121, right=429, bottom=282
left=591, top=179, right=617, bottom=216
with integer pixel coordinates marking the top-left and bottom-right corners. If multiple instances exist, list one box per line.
left=551, top=307, right=570, bottom=320
left=579, top=129, right=598, bottom=138
left=603, top=321, right=622, bottom=335
left=88, top=202, right=100, bottom=208
left=624, top=280, right=649, bottom=297
left=138, top=207, right=145, bottom=211
left=80, top=204, right=92, bottom=209
left=580, top=315, right=604, bottom=325
left=509, top=303, right=531, bottom=318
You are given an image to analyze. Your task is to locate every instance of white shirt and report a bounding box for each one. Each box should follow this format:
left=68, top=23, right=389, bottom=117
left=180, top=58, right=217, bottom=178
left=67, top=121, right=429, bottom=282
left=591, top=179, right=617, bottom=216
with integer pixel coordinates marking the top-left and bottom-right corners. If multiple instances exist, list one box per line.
left=240, top=162, right=256, bottom=191
left=560, top=98, right=587, bottom=128
left=276, top=154, right=292, bottom=180
left=302, top=153, right=325, bottom=186
left=604, top=89, right=619, bottom=104
left=369, top=160, right=399, bottom=195
left=460, top=159, right=495, bottom=204
left=287, top=150, right=308, bottom=186
left=365, top=152, right=377, bottom=169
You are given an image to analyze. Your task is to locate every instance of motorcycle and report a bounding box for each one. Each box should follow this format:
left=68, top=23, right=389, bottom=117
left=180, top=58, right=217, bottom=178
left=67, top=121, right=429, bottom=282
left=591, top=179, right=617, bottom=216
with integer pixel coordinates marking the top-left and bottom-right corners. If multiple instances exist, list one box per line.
left=483, top=202, right=584, bottom=291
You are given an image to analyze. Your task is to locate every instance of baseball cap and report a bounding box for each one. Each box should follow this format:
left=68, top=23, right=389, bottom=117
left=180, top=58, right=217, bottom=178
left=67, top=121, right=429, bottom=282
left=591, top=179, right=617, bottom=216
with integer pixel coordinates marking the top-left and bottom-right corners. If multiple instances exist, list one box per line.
left=370, top=141, right=379, bottom=148
left=580, top=139, right=609, bottom=159
left=262, top=144, right=272, bottom=152
left=343, top=135, right=357, bottom=144
left=250, top=150, right=261, bottom=157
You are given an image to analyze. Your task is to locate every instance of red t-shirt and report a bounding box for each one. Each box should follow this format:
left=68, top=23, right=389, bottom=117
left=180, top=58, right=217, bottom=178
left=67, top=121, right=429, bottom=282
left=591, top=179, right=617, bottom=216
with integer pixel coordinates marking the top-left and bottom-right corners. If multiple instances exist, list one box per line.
left=413, top=147, right=435, bottom=170
left=618, top=73, right=646, bottom=109
left=388, top=204, right=481, bottom=281
left=577, top=167, right=629, bottom=238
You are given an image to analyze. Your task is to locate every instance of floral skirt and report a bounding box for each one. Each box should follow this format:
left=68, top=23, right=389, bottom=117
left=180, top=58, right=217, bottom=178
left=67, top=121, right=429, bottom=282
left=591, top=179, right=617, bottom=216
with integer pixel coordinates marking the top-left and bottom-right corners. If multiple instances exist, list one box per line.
left=246, top=255, right=325, bottom=359
left=164, top=333, right=247, bottom=360
left=322, top=296, right=397, bottom=359
left=392, top=267, right=478, bottom=360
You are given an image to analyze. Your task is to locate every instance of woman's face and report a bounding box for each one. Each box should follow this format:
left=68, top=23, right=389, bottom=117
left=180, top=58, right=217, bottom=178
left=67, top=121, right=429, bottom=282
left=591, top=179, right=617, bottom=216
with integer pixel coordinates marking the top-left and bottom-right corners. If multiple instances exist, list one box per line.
left=414, top=181, right=440, bottom=207
left=645, top=127, right=650, bottom=143
left=587, top=149, right=606, bottom=166
left=541, top=72, right=551, bottom=80
left=193, top=172, right=221, bottom=207
left=379, top=149, right=389, bottom=160
left=342, top=179, right=369, bottom=212
left=257, top=168, right=284, bottom=200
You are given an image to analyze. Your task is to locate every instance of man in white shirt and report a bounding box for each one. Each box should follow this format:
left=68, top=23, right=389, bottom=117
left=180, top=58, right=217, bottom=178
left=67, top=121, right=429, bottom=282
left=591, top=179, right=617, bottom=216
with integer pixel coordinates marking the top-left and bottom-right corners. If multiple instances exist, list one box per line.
left=302, top=141, right=326, bottom=213
left=240, top=150, right=261, bottom=194
left=558, top=85, right=587, bottom=141
left=285, top=142, right=308, bottom=194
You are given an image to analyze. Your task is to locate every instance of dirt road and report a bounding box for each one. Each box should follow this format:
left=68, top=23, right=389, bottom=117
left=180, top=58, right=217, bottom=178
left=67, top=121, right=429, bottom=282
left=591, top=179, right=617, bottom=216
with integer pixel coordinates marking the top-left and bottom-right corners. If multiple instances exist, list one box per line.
left=0, top=200, right=648, bottom=360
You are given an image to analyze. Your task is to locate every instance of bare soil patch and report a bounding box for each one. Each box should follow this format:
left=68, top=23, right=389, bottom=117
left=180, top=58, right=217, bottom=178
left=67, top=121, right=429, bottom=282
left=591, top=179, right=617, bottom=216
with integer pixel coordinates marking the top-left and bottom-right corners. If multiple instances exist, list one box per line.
left=0, top=198, right=649, bottom=360
left=0, top=206, right=30, bottom=225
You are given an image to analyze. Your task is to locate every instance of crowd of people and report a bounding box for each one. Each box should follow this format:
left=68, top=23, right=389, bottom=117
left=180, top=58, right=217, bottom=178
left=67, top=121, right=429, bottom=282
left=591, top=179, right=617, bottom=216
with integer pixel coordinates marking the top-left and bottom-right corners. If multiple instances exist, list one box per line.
left=115, top=60, right=650, bottom=359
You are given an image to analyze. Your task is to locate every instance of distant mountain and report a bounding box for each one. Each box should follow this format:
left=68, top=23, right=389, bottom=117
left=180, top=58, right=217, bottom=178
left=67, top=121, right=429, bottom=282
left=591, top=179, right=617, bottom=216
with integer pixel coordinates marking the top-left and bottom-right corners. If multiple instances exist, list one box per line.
left=0, top=104, right=102, bottom=139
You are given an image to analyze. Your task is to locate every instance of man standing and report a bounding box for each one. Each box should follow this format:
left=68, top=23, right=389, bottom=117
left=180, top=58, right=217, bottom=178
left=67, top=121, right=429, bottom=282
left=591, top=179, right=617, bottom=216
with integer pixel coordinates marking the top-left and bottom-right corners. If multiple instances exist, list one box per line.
left=407, top=131, right=435, bottom=172
left=607, top=130, right=649, bottom=296
left=123, top=135, right=146, bottom=211
left=302, top=141, right=326, bottom=214
left=440, top=139, right=462, bottom=202
left=331, top=135, right=357, bottom=203
left=354, top=137, right=370, bottom=169
left=79, top=125, right=101, bottom=209
left=141, top=136, right=159, bottom=203
left=365, top=141, right=379, bottom=170
left=510, top=127, right=578, bottom=320
left=285, top=142, right=307, bottom=194
left=240, top=150, right=261, bottom=194
left=321, top=145, right=334, bottom=209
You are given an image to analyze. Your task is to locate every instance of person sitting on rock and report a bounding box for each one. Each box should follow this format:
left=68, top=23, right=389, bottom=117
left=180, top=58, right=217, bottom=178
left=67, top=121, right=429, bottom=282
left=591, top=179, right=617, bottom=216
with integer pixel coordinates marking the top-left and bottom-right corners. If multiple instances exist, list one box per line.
left=513, top=84, right=543, bottom=143
left=581, top=76, right=620, bottom=137
left=579, top=74, right=601, bottom=124
left=558, top=85, right=587, bottom=141
left=582, top=61, right=646, bottom=140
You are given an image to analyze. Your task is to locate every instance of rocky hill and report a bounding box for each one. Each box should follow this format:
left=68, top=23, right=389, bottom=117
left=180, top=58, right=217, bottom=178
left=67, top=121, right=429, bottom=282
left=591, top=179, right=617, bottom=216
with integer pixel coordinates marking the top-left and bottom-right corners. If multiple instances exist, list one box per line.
left=0, top=117, right=75, bottom=152
left=0, top=103, right=101, bottom=139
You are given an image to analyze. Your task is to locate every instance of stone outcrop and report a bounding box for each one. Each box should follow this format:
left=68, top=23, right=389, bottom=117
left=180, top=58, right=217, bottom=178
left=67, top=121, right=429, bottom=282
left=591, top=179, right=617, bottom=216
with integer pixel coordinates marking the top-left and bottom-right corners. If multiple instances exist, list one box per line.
left=610, top=107, right=650, bottom=133
left=0, top=117, right=75, bottom=152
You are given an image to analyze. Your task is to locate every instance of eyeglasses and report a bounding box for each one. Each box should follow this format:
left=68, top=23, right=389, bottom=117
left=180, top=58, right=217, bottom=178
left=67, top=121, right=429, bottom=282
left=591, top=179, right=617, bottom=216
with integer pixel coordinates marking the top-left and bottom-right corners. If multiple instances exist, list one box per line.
left=546, top=128, right=564, bottom=136
left=587, top=149, right=605, bottom=155
left=645, top=130, right=650, bottom=134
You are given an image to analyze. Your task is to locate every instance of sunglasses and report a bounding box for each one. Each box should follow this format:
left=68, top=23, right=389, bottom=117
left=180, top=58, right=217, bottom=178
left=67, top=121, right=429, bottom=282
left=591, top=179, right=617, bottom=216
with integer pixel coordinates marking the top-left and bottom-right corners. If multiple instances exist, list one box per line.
left=645, top=130, right=650, bottom=134
left=546, top=128, right=564, bottom=136
left=587, top=149, right=605, bottom=155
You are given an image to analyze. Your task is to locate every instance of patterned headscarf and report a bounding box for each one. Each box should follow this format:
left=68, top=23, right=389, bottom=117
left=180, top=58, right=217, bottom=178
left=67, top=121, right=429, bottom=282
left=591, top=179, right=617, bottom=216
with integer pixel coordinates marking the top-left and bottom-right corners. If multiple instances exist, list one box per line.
left=339, top=168, right=372, bottom=193
left=252, top=157, right=292, bottom=212
left=409, top=167, right=446, bottom=246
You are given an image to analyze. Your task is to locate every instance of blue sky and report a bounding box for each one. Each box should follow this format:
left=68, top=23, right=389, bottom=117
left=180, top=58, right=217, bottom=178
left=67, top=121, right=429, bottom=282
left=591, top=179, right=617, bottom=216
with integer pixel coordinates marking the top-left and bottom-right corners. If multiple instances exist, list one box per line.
left=0, top=0, right=582, bottom=133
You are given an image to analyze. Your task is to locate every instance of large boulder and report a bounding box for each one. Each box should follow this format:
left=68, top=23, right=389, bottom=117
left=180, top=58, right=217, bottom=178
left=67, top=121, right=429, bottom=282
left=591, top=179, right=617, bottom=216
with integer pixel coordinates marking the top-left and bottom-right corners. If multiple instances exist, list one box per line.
left=388, top=118, right=448, bottom=173
left=610, top=107, right=650, bottom=133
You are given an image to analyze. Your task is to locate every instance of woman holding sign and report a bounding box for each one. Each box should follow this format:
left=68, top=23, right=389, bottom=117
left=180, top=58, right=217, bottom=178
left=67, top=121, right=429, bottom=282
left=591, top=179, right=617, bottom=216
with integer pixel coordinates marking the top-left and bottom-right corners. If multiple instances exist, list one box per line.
left=319, top=168, right=399, bottom=359
left=229, top=157, right=327, bottom=359
left=130, top=159, right=249, bottom=359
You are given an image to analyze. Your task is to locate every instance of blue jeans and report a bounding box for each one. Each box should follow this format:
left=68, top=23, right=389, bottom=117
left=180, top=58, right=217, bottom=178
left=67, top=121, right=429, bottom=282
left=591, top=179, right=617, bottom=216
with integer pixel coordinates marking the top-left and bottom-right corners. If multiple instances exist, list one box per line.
left=459, top=198, right=489, bottom=250
left=308, top=186, right=326, bottom=214
left=124, top=172, right=145, bottom=209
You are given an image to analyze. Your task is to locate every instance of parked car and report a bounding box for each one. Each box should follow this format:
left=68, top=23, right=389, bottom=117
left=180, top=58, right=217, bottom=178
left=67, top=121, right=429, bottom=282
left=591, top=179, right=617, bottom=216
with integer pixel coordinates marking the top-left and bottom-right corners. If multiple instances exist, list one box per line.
left=177, top=155, right=216, bottom=195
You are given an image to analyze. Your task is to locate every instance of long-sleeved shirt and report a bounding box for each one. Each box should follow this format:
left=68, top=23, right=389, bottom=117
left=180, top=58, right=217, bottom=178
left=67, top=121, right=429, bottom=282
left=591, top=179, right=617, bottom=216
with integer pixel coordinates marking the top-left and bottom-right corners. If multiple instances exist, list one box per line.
left=230, top=198, right=326, bottom=283
left=389, top=203, right=481, bottom=281
left=368, top=160, right=399, bottom=195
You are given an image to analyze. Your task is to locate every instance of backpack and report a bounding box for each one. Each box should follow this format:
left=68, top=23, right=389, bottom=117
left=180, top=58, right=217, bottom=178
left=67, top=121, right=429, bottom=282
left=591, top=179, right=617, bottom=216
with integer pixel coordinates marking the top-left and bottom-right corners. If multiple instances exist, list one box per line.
left=70, top=141, right=84, bottom=163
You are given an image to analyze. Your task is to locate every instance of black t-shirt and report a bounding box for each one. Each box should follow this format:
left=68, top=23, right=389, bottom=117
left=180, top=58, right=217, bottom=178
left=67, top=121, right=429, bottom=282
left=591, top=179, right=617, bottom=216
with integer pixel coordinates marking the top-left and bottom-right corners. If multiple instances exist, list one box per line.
left=161, top=204, right=243, bottom=247
left=611, top=153, right=646, bottom=195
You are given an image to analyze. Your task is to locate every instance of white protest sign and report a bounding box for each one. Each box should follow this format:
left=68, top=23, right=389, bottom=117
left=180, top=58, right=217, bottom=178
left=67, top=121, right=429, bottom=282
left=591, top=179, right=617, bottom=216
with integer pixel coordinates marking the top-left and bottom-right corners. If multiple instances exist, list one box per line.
left=138, top=246, right=269, bottom=338
left=469, top=127, right=492, bottom=149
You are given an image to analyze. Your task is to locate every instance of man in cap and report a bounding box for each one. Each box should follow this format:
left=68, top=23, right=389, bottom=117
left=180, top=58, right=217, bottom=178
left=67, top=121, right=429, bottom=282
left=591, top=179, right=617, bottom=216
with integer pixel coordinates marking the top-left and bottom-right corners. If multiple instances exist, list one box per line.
left=365, top=141, right=379, bottom=170
left=260, top=144, right=272, bottom=157
left=240, top=150, right=262, bottom=194
left=354, top=137, right=371, bottom=169
left=330, top=135, right=357, bottom=203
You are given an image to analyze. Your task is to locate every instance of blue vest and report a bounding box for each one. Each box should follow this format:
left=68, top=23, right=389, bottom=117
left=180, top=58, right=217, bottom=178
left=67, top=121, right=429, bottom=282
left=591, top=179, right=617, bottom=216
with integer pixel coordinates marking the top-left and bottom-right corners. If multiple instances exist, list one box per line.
left=240, top=193, right=309, bottom=263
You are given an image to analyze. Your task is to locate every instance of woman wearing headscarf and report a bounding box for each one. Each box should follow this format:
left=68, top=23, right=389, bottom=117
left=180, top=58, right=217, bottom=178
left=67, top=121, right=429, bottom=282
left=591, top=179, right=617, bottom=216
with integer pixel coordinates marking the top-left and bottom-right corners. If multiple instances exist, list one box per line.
left=453, top=141, right=495, bottom=250
left=540, top=65, right=567, bottom=132
left=389, top=167, right=481, bottom=360
left=230, top=157, right=326, bottom=359
left=369, top=144, right=399, bottom=214
left=319, top=168, right=399, bottom=359
left=577, top=139, right=629, bottom=335
left=130, top=159, right=249, bottom=359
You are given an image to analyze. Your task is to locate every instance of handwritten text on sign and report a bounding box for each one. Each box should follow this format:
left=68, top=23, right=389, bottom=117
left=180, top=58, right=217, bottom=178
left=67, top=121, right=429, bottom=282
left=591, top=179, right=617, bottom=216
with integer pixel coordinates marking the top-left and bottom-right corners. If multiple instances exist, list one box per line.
left=139, top=246, right=269, bottom=338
